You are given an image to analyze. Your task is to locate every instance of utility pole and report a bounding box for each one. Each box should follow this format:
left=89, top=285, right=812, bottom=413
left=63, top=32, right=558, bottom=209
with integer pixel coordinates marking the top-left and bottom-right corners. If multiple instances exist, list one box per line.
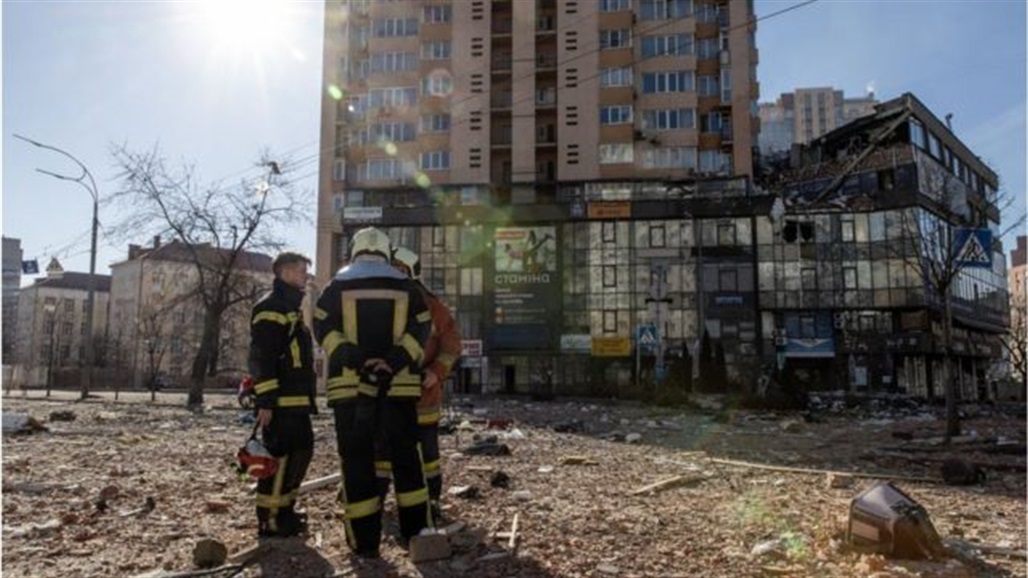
left=15, top=135, right=100, bottom=400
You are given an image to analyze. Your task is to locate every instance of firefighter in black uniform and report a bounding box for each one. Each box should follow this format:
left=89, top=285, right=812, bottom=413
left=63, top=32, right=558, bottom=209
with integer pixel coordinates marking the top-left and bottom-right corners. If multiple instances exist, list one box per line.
left=249, top=251, right=316, bottom=538
left=314, top=227, right=433, bottom=558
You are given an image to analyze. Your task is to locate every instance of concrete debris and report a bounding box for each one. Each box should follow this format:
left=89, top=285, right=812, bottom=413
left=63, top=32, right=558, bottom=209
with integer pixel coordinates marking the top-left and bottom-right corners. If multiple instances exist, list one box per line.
left=941, top=458, right=986, bottom=486
left=6, top=518, right=62, bottom=539
left=512, top=490, right=532, bottom=502
left=2, top=413, right=48, bottom=434
left=410, top=531, right=452, bottom=563
left=554, top=420, right=585, bottom=433
left=826, top=473, right=855, bottom=489
left=476, top=552, right=511, bottom=563
left=596, top=563, right=621, bottom=574
left=537, top=465, right=555, bottom=474
left=559, top=456, right=598, bottom=466
left=463, top=440, right=511, bottom=456
left=192, top=537, right=228, bottom=569
left=48, top=410, right=77, bottom=422
left=779, top=419, right=803, bottom=433
left=99, top=485, right=120, bottom=502
left=447, top=485, right=480, bottom=499
left=486, top=417, right=512, bottom=430
left=625, top=433, right=643, bottom=444
left=489, top=471, right=511, bottom=489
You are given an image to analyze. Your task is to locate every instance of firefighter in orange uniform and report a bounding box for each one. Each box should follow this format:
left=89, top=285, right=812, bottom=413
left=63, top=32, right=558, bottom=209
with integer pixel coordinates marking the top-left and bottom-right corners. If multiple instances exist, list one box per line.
left=376, top=246, right=462, bottom=521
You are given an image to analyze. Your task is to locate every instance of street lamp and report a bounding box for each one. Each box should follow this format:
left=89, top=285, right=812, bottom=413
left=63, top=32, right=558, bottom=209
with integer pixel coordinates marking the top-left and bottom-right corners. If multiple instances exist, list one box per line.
left=15, top=134, right=100, bottom=400
left=44, top=302, right=57, bottom=398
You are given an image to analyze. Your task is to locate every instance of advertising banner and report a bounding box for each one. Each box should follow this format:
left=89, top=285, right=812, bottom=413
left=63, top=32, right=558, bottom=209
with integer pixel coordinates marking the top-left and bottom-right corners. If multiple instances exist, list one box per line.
left=488, top=226, right=559, bottom=349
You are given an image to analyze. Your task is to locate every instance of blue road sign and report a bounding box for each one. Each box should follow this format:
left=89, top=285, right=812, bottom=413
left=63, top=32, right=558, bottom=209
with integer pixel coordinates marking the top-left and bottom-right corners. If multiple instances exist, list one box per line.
left=637, top=325, right=657, bottom=353
left=953, top=228, right=993, bottom=268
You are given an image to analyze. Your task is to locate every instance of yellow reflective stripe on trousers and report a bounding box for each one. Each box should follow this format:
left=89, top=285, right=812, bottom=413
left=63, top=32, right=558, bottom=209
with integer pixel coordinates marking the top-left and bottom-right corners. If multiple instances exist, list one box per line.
left=336, top=463, right=357, bottom=550
left=345, top=496, right=381, bottom=520
left=267, top=455, right=288, bottom=531
left=375, top=460, right=393, bottom=479
left=254, top=379, right=279, bottom=395
left=256, top=493, right=290, bottom=508
left=417, top=410, right=441, bottom=426
left=415, top=442, right=434, bottom=529
left=423, top=459, right=441, bottom=476
left=396, top=487, right=429, bottom=508
left=321, top=331, right=345, bottom=357
left=277, top=395, right=310, bottom=408
left=253, top=311, right=289, bottom=325
left=374, top=460, right=393, bottom=471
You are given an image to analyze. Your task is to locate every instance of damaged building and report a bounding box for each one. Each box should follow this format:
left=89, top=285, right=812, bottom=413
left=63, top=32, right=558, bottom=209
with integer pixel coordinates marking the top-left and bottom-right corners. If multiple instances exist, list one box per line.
left=760, top=92, right=1009, bottom=399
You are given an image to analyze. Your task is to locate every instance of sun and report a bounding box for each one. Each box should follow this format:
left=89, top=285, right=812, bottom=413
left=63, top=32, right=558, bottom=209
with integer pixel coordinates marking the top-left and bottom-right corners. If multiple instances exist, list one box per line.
left=196, top=0, right=291, bottom=55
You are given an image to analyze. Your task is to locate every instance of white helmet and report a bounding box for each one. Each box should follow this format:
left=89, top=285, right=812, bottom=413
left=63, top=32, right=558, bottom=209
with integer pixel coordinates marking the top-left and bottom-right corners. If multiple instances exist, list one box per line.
left=392, top=246, right=421, bottom=280
left=350, top=227, right=392, bottom=259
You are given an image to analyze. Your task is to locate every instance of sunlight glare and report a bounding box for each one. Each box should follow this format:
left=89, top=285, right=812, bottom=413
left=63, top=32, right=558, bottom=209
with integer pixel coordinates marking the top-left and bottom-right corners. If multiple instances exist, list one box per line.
left=199, top=0, right=289, bottom=54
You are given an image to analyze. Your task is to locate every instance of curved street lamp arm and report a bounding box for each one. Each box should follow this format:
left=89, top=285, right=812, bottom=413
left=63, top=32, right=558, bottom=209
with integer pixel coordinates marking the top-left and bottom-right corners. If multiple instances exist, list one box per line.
left=13, top=133, right=99, bottom=202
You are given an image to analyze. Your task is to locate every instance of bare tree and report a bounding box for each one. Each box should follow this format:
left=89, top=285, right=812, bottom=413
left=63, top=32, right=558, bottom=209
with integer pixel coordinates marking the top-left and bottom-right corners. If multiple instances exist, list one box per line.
left=109, top=146, right=309, bottom=408
left=897, top=161, right=1023, bottom=442
left=1002, top=287, right=1027, bottom=386
left=137, top=303, right=171, bottom=402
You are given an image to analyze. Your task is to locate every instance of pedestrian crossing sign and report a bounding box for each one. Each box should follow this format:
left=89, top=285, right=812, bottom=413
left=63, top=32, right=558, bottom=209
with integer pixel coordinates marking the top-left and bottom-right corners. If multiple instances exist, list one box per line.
left=637, top=325, right=657, bottom=352
left=953, top=228, right=992, bottom=268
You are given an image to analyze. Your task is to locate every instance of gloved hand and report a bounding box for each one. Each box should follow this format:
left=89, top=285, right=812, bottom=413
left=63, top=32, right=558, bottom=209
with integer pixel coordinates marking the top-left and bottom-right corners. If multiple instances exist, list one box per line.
left=360, top=358, right=394, bottom=388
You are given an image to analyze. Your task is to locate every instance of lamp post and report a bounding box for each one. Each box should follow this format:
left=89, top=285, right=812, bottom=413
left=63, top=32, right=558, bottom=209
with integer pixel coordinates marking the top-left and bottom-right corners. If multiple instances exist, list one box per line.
left=15, top=134, right=100, bottom=400
left=44, top=302, right=57, bottom=398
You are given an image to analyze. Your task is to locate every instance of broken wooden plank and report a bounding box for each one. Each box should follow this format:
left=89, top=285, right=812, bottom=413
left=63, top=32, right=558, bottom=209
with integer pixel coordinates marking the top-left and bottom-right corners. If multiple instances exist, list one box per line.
left=707, top=457, right=940, bottom=484
left=465, top=465, right=494, bottom=473
left=508, top=513, right=519, bottom=551
left=627, top=475, right=702, bottom=496
left=249, top=472, right=340, bottom=494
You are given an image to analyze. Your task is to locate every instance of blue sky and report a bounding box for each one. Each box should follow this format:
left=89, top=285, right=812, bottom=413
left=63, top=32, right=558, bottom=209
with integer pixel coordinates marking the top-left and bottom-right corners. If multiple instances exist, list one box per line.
left=3, top=0, right=1026, bottom=284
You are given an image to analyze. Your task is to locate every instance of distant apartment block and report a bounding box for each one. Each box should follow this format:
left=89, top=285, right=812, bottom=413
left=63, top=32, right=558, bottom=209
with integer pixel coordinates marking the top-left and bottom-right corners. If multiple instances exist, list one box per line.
left=107, top=238, right=273, bottom=385
left=2, top=236, right=23, bottom=362
left=15, top=258, right=111, bottom=372
left=758, top=87, right=877, bottom=155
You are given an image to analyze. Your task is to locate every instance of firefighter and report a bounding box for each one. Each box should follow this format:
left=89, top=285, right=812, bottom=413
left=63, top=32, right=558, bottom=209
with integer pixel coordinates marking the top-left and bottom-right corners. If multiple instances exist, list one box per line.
left=375, top=246, right=461, bottom=522
left=249, top=251, right=317, bottom=538
left=314, top=227, right=433, bottom=558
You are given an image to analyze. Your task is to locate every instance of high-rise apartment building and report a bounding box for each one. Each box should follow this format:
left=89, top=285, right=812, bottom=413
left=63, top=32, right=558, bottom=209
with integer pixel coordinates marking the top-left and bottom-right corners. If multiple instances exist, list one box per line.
left=316, top=0, right=761, bottom=393
left=317, top=0, right=760, bottom=276
left=2, top=236, right=23, bottom=362
left=758, top=87, right=877, bottom=155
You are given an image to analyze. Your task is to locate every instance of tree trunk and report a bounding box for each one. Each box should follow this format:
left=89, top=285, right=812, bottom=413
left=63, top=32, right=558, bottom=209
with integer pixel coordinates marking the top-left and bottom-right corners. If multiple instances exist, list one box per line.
left=943, top=293, right=960, bottom=442
left=188, top=310, right=222, bottom=408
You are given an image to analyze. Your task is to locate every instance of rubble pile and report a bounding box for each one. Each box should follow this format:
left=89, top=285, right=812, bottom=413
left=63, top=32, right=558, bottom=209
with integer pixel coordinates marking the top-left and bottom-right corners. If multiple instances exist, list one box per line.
left=2, top=393, right=1024, bottom=577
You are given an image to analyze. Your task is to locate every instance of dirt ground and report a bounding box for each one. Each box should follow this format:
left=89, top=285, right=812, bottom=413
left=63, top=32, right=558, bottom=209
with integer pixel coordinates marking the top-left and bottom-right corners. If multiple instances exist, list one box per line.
left=1, top=389, right=1025, bottom=578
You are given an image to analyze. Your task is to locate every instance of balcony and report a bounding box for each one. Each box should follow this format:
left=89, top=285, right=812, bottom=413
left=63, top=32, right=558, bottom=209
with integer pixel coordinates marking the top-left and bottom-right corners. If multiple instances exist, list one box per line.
left=491, top=92, right=513, bottom=109
left=536, top=53, right=558, bottom=70
left=492, top=19, right=513, bottom=35
left=492, top=54, right=513, bottom=73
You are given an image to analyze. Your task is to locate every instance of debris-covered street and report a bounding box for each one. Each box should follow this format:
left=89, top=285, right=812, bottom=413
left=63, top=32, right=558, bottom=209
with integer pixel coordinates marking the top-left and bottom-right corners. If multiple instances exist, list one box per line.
left=2, top=391, right=1025, bottom=578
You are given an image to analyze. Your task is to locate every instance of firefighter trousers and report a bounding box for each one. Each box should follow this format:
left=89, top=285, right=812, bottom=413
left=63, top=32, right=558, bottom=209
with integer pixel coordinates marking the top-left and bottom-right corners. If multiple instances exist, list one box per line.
left=334, top=396, right=433, bottom=555
left=256, top=412, right=313, bottom=535
left=375, top=411, right=442, bottom=507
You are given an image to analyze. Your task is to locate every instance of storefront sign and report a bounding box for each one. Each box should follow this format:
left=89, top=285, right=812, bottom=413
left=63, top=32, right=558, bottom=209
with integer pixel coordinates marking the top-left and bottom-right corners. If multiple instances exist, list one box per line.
left=587, top=201, right=631, bottom=220
left=784, top=337, right=835, bottom=358
left=560, top=334, right=592, bottom=352
left=461, top=340, right=483, bottom=358
left=591, top=337, right=632, bottom=357
left=342, top=207, right=383, bottom=222
left=493, top=226, right=558, bottom=326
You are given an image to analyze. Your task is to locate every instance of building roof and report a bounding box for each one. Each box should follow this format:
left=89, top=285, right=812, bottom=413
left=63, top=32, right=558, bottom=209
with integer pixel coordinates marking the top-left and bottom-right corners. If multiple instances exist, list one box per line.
left=811, top=92, right=998, bottom=186
left=1013, top=236, right=1027, bottom=268
left=116, top=240, right=273, bottom=273
left=32, top=272, right=111, bottom=293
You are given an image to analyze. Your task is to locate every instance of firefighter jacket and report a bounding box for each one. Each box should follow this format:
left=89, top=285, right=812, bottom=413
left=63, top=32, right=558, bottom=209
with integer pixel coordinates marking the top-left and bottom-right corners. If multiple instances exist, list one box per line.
left=417, top=284, right=462, bottom=411
left=248, top=278, right=317, bottom=412
left=314, top=258, right=431, bottom=406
